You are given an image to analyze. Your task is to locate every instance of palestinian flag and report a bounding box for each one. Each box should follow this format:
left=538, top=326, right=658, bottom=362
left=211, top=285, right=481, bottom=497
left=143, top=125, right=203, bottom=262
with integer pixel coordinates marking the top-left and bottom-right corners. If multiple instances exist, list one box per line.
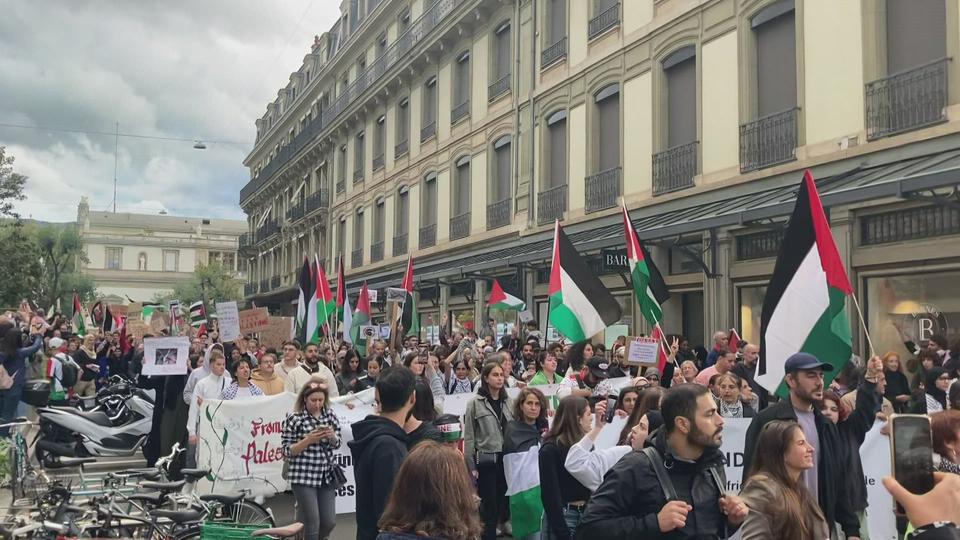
left=729, top=328, right=742, bottom=349
left=309, top=254, right=336, bottom=343
left=295, top=256, right=314, bottom=344
left=350, top=283, right=372, bottom=356
left=398, top=256, right=419, bottom=338
left=488, top=279, right=525, bottom=311
left=189, top=301, right=207, bottom=331
left=342, top=285, right=354, bottom=345
left=548, top=221, right=622, bottom=342
left=503, top=428, right=543, bottom=538
left=622, top=203, right=670, bottom=326
left=103, top=304, right=115, bottom=332
left=336, top=255, right=346, bottom=323
left=91, top=301, right=105, bottom=328
left=71, top=293, right=86, bottom=337
left=758, top=171, right=853, bottom=397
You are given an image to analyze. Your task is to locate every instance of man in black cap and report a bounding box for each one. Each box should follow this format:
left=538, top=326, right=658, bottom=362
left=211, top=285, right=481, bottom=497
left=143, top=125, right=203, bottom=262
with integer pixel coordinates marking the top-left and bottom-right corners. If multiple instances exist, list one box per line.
left=569, top=356, right=615, bottom=401
left=743, top=352, right=882, bottom=540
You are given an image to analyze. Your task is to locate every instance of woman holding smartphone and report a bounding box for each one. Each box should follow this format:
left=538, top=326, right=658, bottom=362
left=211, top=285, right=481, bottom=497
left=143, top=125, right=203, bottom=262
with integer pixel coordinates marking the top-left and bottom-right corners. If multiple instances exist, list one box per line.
left=282, top=381, right=341, bottom=540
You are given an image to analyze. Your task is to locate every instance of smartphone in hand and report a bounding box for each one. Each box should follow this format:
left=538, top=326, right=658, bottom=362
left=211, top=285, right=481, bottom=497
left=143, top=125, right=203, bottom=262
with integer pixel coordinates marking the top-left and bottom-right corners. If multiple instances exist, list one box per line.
left=890, top=414, right=936, bottom=513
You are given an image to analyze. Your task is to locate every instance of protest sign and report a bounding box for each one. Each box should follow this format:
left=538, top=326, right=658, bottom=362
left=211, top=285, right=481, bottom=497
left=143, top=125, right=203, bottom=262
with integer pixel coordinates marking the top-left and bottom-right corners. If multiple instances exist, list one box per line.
left=625, top=336, right=660, bottom=366
left=141, top=336, right=189, bottom=376
left=196, top=392, right=295, bottom=498
left=442, top=392, right=474, bottom=418
left=126, top=303, right=143, bottom=322
left=594, top=416, right=628, bottom=450
left=127, top=320, right=151, bottom=339
left=604, top=324, right=629, bottom=349
left=359, top=325, right=379, bottom=341
left=367, top=289, right=378, bottom=302
left=330, top=400, right=376, bottom=514
left=149, top=312, right=169, bottom=334
left=216, top=301, right=241, bottom=341
left=718, top=418, right=750, bottom=492
left=258, top=316, right=294, bottom=348
left=379, top=324, right=391, bottom=339
left=861, top=421, right=897, bottom=539
left=519, top=309, right=534, bottom=323
left=386, top=288, right=406, bottom=303
left=239, top=308, right=270, bottom=334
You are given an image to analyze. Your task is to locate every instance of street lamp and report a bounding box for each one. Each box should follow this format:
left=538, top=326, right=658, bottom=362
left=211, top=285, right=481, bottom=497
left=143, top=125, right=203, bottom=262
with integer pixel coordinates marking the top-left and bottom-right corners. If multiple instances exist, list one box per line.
left=193, top=140, right=207, bottom=150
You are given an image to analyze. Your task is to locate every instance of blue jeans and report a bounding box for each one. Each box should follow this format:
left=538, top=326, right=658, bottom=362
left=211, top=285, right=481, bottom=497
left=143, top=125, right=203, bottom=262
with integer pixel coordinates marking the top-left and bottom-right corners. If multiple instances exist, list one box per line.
left=0, top=385, right=23, bottom=437
left=541, top=506, right=584, bottom=540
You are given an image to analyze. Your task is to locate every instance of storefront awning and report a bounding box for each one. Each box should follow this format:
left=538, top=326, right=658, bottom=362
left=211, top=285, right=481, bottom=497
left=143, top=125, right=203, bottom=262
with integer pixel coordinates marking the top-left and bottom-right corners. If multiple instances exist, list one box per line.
left=353, top=147, right=960, bottom=291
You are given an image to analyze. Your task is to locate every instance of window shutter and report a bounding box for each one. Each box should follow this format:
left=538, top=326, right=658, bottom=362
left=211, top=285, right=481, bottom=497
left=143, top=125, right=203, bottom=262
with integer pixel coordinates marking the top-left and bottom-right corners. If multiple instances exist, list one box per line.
left=754, top=8, right=796, bottom=116
left=596, top=87, right=620, bottom=171
left=550, top=0, right=566, bottom=44
left=665, top=52, right=697, bottom=147
left=496, top=25, right=511, bottom=78
left=549, top=116, right=567, bottom=188
left=885, top=0, right=946, bottom=74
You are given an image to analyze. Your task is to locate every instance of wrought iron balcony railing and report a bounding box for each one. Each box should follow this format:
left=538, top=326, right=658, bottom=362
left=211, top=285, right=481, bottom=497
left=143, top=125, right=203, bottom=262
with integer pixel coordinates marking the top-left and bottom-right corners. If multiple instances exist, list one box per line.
left=865, top=58, right=949, bottom=140
left=243, top=282, right=256, bottom=296
left=286, top=202, right=305, bottom=223
left=371, top=241, right=384, bottom=263
left=450, top=212, right=471, bottom=240
left=393, top=233, right=408, bottom=256
left=395, top=139, right=409, bottom=158
left=270, top=276, right=281, bottom=290
left=652, top=141, right=698, bottom=196
left=336, top=178, right=345, bottom=193
left=585, top=167, right=621, bottom=213
left=542, top=37, right=567, bottom=68
left=488, top=74, right=511, bottom=102
left=353, top=168, right=364, bottom=183
left=451, top=100, right=470, bottom=124
left=351, top=248, right=363, bottom=268
left=420, top=121, right=437, bottom=142
left=739, top=107, right=798, bottom=173
left=486, top=199, right=511, bottom=230
left=588, top=3, right=620, bottom=39
left=537, top=184, right=567, bottom=225
left=259, top=279, right=269, bottom=292
left=419, top=223, right=437, bottom=248
left=305, top=189, right=329, bottom=215
left=255, top=219, right=279, bottom=243
left=373, top=154, right=385, bottom=171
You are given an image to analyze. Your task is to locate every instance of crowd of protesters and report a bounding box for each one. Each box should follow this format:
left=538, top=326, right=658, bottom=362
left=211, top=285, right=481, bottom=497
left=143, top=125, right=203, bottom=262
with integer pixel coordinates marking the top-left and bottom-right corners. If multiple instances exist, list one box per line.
left=4, top=299, right=960, bottom=540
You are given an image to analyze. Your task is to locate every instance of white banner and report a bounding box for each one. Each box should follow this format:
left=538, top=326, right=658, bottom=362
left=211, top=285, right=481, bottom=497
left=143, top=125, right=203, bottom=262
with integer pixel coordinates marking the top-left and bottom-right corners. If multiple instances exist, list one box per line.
left=330, top=400, right=376, bottom=514
left=196, top=392, right=295, bottom=497
left=141, top=336, right=189, bottom=376
left=216, top=301, right=241, bottom=342
left=861, top=421, right=897, bottom=540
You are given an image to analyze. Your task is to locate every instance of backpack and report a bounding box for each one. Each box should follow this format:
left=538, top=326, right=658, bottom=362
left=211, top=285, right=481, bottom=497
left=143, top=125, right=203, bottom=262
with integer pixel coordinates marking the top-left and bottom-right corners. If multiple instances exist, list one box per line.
left=55, top=354, right=79, bottom=388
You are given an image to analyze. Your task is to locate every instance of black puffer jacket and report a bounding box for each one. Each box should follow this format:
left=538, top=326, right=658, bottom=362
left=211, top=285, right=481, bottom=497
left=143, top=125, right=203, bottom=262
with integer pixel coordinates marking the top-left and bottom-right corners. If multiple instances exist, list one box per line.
left=576, top=427, right=736, bottom=539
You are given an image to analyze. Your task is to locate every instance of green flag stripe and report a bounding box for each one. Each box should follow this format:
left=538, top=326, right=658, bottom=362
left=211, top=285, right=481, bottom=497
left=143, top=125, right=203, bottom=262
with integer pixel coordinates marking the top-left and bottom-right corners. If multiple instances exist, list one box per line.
left=631, top=261, right=663, bottom=326
left=548, top=292, right=587, bottom=343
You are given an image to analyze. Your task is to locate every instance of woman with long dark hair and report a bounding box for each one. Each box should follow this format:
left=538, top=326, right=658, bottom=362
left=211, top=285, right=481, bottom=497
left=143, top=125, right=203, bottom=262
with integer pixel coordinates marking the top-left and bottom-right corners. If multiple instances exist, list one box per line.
left=463, top=361, right=513, bottom=540
left=881, top=351, right=911, bottom=413
left=335, top=348, right=362, bottom=395
left=0, top=321, right=42, bottom=435
left=405, top=379, right=442, bottom=448
left=282, top=381, right=341, bottom=540
left=618, top=387, right=663, bottom=445
left=539, top=396, right=592, bottom=539
left=377, top=441, right=483, bottom=540
left=563, top=341, right=593, bottom=377
left=739, top=420, right=828, bottom=539
left=529, top=350, right=573, bottom=409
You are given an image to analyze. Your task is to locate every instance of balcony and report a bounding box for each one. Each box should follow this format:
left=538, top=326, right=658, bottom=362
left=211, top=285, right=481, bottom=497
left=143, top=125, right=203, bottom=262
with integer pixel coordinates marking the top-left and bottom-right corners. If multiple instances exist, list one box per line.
left=866, top=58, right=949, bottom=141
left=653, top=141, right=698, bottom=196
left=541, top=37, right=567, bottom=68
left=336, top=178, right=345, bottom=193
left=419, top=223, right=437, bottom=248
left=244, top=282, right=256, bottom=296
left=393, top=233, right=408, bottom=256
left=451, top=100, right=470, bottom=124
left=537, top=184, right=567, bottom=225
left=420, top=121, right=437, bottom=142
left=585, top=167, right=622, bottom=213
left=305, top=189, right=329, bottom=215
left=255, top=219, right=279, bottom=243
left=739, top=107, right=798, bottom=173
left=488, top=74, right=511, bottom=102
left=395, top=139, right=409, bottom=158
left=351, top=248, right=363, bottom=268
left=270, top=276, right=281, bottom=290
left=450, top=212, right=471, bottom=240
left=588, top=2, right=620, bottom=40
left=259, top=279, right=269, bottom=292
left=239, top=0, right=464, bottom=205
left=353, top=169, right=364, bottom=183
left=486, top=199, right=511, bottom=230
left=371, top=241, right=384, bottom=263
left=238, top=233, right=252, bottom=250
left=373, top=154, right=385, bottom=171
left=286, top=202, right=305, bottom=223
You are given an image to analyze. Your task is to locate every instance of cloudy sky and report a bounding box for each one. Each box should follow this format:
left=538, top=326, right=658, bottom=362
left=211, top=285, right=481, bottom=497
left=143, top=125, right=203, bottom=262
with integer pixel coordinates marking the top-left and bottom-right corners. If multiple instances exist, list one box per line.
left=0, top=1, right=340, bottom=223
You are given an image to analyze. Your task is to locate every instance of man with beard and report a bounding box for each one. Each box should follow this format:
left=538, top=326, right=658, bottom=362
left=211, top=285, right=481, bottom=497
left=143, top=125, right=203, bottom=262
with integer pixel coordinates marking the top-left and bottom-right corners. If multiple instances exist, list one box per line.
left=285, top=343, right=339, bottom=397
left=743, top=352, right=861, bottom=540
left=576, top=384, right=748, bottom=539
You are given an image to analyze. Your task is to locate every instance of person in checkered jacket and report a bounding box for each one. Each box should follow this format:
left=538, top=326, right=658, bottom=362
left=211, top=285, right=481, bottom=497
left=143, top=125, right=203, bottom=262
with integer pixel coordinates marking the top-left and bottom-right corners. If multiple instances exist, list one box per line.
left=282, top=381, right=342, bottom=539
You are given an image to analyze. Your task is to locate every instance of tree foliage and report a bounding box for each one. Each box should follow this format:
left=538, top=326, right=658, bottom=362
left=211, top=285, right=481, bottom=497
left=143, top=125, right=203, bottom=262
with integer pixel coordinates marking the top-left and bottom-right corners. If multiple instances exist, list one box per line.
left=152, top=263, right=242, bottom=306
left=32, top=225, right=89, bottom=310
left=0, top=147, right=27, bottom=220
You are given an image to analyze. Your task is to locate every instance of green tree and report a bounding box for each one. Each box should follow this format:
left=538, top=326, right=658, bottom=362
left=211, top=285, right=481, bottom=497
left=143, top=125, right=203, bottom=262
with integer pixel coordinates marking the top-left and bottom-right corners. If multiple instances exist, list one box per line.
left=0, top=147, right=27, bottom=220
left=153, top=263, right=242, bottom=307
left=0, top=148, right=36, bottom=308
left=31, top=225, right=89, bottom=311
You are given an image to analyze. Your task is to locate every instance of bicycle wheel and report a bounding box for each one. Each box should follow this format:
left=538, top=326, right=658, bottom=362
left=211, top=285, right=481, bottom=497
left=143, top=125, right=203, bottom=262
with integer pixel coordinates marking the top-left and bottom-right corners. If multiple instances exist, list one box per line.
left=227, top=500, right=273, bottom=526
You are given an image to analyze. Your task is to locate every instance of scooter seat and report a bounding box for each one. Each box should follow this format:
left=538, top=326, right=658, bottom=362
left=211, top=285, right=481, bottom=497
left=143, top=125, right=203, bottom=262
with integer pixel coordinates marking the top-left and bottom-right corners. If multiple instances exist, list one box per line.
left=49, top=406, right=114, bottom=428
left=180, top=468, right=210, bottom=480
left=44, top=456, right=96, bottom=469
left=139, top=480, right=185, bottom=492
left=199, top=493, right=244, bottom=505
left=252, top=523, right=304, bottom=538
left=127, top=492, right=165, bottom=506
left=151, top=508, right=203, bottom=524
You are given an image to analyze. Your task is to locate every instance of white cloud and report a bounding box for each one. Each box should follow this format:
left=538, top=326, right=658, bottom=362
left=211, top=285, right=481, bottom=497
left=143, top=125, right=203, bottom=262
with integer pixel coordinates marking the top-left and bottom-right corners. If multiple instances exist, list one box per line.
left=0, top=0, right=340, bottom=223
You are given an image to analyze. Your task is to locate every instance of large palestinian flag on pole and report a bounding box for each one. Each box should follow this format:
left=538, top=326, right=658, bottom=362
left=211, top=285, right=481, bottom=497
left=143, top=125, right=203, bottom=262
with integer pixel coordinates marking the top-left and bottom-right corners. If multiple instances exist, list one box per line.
left=349, top=283, right=371, bottom=355
left=309, top=255, right=336, bottom=344
left=295, top=256, right=314, bottom=344
left=488, top=279, right=525, bottom=311
left=72, top=292, right=86, bottom=337
left=548, top=220, right=622, bottom=342
left=622, top=203, right=670, bottom=326
left=336, top=255, right=346, bottom=323
left=758, top=170, right=853, bottom=396
left=398, top=256, right=420, bottom=337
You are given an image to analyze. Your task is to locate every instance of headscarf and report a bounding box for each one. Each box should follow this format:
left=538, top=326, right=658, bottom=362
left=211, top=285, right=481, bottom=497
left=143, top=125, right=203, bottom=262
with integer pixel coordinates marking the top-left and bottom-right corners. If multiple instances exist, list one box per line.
left=926, top=366, right=949, bottom=410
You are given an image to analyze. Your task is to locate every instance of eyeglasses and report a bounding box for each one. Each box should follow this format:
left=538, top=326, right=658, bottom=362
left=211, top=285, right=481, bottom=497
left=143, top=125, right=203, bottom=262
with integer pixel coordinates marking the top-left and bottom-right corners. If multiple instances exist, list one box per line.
left=938, top=375, right=951, bottom=381
left=648, top=376, right=660, bottom=381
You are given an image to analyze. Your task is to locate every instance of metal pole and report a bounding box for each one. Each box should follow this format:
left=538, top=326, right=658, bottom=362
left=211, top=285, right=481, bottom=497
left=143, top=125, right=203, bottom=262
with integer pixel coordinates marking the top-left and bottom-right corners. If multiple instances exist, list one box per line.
left=113, top=122, right=119, bottom=213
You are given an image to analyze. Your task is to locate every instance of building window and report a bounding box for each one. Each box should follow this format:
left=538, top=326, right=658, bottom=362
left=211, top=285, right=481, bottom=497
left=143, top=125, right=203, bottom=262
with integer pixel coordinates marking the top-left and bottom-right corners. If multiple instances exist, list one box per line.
left=106, top=247, right=122, bottom=270
left=655, top=46, right=698, bottom=195
left=353, top=208, right=365, bottom=267
left=376, top=33, right=387, bottom=59
left=373, top=115, right=386, bottom=170
left=137, top=252, right=147, bottom=271
left=452, top=51, right=471, bottom=123
left=338, top=217, right=347, bottom=257
left=395, top=186, right=410, bottom=256
left=396, top=98, right=410, bottom=155
left=490, top=22, right=512, bottom=101
left=422, top=77, right=438, bottom=141
left=373, top=199, right=385, bottom=244
left=738, top=285, right=767, bottom=346
left=163, top=250, right=179, bottom=272
left=886, top=0, right=946, bottom=75
left=354, top=131, right=365, bottom=182
left=398, top=9, right=410, bottom=34
left=589, top=0, right=621, bottom=39
left=539, top=110, right=568, bottom=224
left=595, top=84, right=621, bottom=173
left=866, top=270, right=960, bottom=359
left=421, top=173, right=438, bottom=248
left=740, top=1, right=798, bottom=172
left=543, top=0, right=568, bottom=67
left=489, top=136, right=511, bottom=229
left=337, top=145, right=347, bottom=191
left=451, top=157, right=471, bottom=240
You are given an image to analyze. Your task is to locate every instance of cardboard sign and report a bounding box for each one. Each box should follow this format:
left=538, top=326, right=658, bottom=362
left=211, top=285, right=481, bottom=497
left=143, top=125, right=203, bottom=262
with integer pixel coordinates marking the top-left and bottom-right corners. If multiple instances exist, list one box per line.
left=518, top=309, right=535, bottom=323
left=149, top=312, right=170, bottom=334
left=142, top=336, right=190, bottom=376
left=626, top=336, right=660, bottom=366
left=258, top=316, right=293, bottom=348
left=386, top=287, right=406, bottom=303
left=127, top=320, right=151, bottom=339
left=125, top=303, right=143, bottom=322
left=239, top=308, right=270, bottom=334
left=216, top=302, right=241, bottom=341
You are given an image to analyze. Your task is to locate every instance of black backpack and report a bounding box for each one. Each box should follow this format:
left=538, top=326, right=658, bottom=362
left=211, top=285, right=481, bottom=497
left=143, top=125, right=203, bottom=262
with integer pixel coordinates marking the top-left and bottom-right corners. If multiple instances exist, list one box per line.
left=55, top=355, right=79, bottom=388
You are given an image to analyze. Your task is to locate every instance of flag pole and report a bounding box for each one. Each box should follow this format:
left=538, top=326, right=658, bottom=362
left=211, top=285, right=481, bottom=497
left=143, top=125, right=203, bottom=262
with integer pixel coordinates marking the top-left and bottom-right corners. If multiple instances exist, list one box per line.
left=850, top=292, right=877, bottom=359
left=653, top=321, right=681, bottom=369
